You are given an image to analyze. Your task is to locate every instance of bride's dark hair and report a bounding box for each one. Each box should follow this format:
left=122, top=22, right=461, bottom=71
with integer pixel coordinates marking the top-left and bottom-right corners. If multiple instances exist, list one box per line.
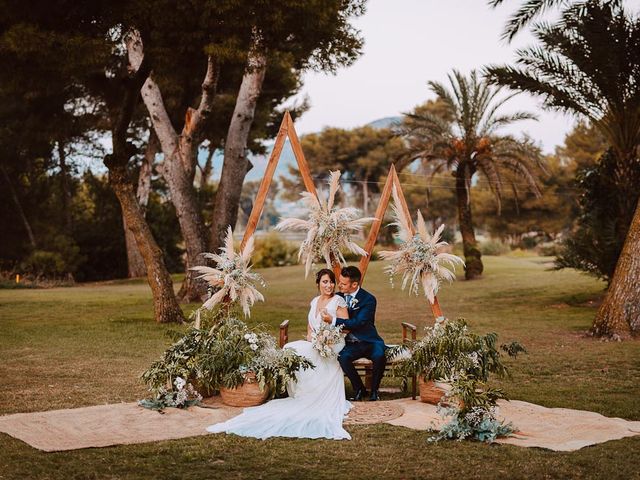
left=315, top=268, right=336, bottom=286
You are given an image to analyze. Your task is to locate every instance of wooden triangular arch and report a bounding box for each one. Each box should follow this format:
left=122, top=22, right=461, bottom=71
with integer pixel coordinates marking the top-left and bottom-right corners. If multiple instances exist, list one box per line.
left=242, top=112, right=444, bottom=320
left=240, top=112, right=342, bottom=279
left=357, top=164, right=445, bottom=321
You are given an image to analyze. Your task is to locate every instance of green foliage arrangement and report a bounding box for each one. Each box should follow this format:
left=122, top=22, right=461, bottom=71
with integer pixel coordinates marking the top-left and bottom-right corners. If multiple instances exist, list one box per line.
left=391, top=318, right=526, bottom=443
left=141, top=308, right=313, bottom=404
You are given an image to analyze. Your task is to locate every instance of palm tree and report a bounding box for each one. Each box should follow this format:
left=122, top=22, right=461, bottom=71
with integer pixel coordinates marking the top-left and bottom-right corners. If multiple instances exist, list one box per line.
left=489, top=0, right=578, bottom=41
left=486, top=1, right=640, bottom=337
left=401, top=70, right=544, bottom=280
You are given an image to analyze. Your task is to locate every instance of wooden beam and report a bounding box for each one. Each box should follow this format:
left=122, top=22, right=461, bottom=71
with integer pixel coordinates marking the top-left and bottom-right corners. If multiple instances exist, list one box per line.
left=362, top=163, right=446, bottom=321
left=240, top=114, right=288, bottom=250
left=286, top=112, right=318, bottom=197
left=358, top=165, right=395, bottom=283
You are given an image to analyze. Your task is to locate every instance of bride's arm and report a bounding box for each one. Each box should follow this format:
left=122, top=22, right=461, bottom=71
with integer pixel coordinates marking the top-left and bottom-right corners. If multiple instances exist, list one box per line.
left=307, top=323, right=312, bottom=341
left=336, top=306, right=348, bottom=319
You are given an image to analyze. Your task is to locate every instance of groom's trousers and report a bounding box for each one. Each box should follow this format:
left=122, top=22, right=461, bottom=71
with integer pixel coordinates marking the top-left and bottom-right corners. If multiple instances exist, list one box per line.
left=338, top=341, right=386, bottom=392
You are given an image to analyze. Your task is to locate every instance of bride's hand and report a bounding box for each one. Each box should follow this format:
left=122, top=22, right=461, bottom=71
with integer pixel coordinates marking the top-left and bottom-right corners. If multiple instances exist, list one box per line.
left=320, top=309, right=332, bottom=323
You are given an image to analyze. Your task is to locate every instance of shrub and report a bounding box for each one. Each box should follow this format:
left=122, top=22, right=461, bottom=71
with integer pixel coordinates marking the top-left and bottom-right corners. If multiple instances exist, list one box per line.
left=21, top=251, right=68, bottom=277
left=555, top=149, right=640, bottom=282
left=252, top=232, right=299, bottom=268
left=479, top=240, right=510, bottom=256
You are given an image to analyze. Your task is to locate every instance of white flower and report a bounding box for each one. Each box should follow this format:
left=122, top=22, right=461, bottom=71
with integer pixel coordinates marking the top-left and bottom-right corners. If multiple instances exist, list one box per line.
left=174, top=377, right=186, bottom=391
left=244, top=333, right=251, bottom=340
left=250, top=344, right=259, bottom=351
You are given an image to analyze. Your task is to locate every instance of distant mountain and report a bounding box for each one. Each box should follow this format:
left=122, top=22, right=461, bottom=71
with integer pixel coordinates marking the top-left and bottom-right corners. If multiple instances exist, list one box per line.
left=366, top=116, right=402, bottom=130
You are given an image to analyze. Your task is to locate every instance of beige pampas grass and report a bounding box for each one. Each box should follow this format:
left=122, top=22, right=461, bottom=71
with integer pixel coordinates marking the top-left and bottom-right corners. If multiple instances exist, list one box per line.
left=190, top=227, right=265, bottom=317
left=378, top=186, right=464, bottom=303
left=276, top=170, right=375, bottom=277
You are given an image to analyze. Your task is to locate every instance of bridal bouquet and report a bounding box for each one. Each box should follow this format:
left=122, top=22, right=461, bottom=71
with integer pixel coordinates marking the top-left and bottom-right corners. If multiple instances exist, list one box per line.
left=311, top=323, right=345, bottom=359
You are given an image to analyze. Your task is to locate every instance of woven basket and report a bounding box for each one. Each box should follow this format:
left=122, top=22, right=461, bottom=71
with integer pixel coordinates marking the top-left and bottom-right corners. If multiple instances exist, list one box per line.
left=418, top=377, right=447, bottom=404
left=219, top=373, right=269, bottom=407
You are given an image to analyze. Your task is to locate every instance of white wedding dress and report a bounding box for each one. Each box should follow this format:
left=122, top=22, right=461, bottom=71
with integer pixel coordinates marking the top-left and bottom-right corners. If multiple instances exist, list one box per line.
left=206, top=295, right=352, bottom=440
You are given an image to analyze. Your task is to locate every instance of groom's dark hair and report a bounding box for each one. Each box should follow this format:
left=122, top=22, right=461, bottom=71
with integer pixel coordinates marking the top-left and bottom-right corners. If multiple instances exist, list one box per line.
left=341, top=266, right=362, bottom=284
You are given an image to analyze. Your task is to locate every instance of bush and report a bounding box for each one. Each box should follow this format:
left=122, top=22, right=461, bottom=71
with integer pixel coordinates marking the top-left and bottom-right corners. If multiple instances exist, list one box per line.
left=252, top=232, right=299, bottom=268
left=20, top=250, right=68, bottom=277
left=555, top=149, right=640, bottom=282
left=479, top=240, right=510, bottom=256
left=537, top=241, right=562, bottom=257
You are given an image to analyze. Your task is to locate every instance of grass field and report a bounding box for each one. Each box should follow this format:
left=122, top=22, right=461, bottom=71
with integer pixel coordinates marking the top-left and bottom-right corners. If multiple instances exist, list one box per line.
left=1, top=256, right=639, bottom=479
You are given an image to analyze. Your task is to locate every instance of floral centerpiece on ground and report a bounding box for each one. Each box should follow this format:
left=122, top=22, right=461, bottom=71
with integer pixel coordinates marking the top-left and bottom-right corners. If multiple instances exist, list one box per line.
left=391, top=317, right=526, bottom=442
left=140, top=226, right=312, bottom=409
left=275, top=170, right=375, bottom=277
left=141, top=309, right=314, bottom=407
left=378, top=186, right=464, bottom=303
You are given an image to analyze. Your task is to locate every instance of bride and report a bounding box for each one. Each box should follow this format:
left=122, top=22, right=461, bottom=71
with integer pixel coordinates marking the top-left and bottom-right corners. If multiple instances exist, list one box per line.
left=206, top=268, right=352, bottom=440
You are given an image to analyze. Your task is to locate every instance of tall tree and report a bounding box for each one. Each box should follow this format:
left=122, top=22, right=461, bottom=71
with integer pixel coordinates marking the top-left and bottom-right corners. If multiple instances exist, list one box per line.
left=489, top=0, right=573, bottom=41
left=401, top=70, right=544, bottom=279
left=487, top=1, right=640, bottom=337
left=210, top=0, right=367, bottom=254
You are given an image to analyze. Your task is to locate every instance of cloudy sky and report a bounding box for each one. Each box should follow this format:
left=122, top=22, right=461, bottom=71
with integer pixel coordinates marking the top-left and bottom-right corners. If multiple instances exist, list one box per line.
left=289, top=0, right=622, bottom=153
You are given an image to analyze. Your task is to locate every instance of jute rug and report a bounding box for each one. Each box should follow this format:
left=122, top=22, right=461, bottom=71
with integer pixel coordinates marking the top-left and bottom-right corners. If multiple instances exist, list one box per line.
left=344, top=401, right=404, bottom=425
left=1, top=398, right=639, bottom=452
left=387, top=398, right=640, bottom=452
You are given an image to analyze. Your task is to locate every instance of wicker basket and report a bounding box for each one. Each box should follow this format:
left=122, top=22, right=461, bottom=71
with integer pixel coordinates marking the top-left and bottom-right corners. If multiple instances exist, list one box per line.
left=418, top=377, right=447, bottom=404
left=219, top=373, right=269, bottom=407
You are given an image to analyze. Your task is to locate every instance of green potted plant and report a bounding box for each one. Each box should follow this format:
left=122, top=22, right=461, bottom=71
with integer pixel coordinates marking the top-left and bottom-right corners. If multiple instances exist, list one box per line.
left=393, top=318, right=524, bottom=404
left=141, top=311, right=313, bottom=408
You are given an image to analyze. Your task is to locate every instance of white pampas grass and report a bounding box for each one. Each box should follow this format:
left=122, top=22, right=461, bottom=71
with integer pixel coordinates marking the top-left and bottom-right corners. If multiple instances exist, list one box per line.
left=378, top=186, right=464, bottom=302
left=276, top=170, right=375, bottom=277
left=191, top=227, right=265, bottom=316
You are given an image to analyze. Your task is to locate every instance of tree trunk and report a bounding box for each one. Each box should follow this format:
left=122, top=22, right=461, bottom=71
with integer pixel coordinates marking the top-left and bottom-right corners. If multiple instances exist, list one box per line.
left=129, top=32, right=217, bottom=303
left=161, top=147, right=209, bottom=302
left=103, top=30, right=183, bottom=323
left=200, top=145, right=215, bottom=189
left=362, top=174, right=369, bottom=216
left=106, top=160, right=184, bottom=323
left=57, top=141, right=73, bottom=230
left=210, top=40, right=267, bottom=252
left=592, top=196, right=640, bottom=338
left=124, top=132, right=158, bottom=278
left=455, top=166, right=483, bottom=279
left=1, top=164, right=36, bottom=249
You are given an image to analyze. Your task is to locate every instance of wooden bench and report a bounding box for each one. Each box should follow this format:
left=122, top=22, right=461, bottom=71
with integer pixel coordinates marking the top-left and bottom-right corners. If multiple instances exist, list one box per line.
left=278, top=320, right=417, bottom=399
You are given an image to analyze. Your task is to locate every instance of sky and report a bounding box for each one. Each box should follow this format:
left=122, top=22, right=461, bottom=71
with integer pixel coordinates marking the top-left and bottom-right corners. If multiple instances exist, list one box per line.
left=287, top=0, right=579, bottom=154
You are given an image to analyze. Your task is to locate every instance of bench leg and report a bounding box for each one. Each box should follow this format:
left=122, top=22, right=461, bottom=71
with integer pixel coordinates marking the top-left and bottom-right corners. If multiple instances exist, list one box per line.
left=364, top=366, right=373, bottom=391
left=411, top=374, right=417, bottom=400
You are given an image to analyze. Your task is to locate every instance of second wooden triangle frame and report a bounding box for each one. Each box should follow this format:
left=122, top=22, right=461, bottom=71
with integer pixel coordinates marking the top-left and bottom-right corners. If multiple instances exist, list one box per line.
left=241, top=112, right=445, bottom=321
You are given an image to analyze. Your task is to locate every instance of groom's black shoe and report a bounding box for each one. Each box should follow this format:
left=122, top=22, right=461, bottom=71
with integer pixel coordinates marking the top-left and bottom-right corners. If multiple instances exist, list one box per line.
left=349, top=389, right=368, bottom=401
left=369, top=391, right=380, bottom=401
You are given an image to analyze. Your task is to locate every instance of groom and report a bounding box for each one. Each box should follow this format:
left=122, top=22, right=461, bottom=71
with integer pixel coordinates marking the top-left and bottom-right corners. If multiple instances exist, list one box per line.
left=323, top=266, right=386, bottom=401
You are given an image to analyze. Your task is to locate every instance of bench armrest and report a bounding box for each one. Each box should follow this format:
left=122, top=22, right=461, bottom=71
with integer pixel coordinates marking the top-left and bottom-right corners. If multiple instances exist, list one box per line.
left=401, top=322, right=417, bottom=343
left=279, top=320, right=289, bottom=348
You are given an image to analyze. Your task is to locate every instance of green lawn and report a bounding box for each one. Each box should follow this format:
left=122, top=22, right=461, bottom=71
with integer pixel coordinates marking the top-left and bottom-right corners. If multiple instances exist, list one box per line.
left=1, top=257, right=639, bottom=479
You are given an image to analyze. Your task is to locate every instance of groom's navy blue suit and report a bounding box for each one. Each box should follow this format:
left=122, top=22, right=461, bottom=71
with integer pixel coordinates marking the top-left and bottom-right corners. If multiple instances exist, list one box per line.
left=335, top=288, right=386, bottom=394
